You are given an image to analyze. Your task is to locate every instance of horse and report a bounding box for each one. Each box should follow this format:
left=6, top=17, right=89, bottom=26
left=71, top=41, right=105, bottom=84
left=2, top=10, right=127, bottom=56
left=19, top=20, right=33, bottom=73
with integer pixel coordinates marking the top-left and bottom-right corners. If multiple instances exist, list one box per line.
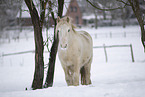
left=56, top=16, right=93, bottom=86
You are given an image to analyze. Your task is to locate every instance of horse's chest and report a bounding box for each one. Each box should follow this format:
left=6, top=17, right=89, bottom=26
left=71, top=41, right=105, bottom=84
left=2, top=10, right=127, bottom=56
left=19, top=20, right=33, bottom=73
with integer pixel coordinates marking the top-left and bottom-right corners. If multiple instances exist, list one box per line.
left=58, top=48, right=80, bottom=66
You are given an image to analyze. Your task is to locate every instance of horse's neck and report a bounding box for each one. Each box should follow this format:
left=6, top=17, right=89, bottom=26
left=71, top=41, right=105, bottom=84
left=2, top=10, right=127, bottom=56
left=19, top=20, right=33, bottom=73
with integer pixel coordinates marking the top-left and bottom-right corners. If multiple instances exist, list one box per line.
left=68, top=30, right=79, bottom=47
left=69, top=30, right=77, bottom=40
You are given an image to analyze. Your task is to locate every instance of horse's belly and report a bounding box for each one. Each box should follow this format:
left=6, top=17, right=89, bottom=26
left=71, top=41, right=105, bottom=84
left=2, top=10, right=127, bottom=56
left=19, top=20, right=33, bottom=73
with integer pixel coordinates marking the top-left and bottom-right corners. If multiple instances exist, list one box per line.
left=80, top=41, right=93, bottom=67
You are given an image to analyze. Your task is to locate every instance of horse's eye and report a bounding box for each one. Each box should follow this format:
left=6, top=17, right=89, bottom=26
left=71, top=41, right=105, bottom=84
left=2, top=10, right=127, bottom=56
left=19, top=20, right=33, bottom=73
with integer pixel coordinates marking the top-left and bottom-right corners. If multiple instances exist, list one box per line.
left=68, top=29, right=70, bottom=32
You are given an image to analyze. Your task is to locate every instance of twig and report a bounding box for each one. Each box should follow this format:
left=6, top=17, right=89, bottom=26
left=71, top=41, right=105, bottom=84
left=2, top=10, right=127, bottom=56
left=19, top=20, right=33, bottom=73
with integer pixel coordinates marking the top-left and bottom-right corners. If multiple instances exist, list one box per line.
left=116, top=0, right=131, bottom=6
left=86, top=0, right=128, bottom=11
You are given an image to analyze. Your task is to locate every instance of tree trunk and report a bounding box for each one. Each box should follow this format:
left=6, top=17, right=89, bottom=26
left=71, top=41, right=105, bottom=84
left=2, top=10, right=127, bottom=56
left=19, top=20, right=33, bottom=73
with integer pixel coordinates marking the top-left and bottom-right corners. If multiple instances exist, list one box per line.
left=24, top=0, right=44, bottom=89
left=44, top=31, right=58, bottom=87
left=44, top=0, right=64, bottom=88
left=128, top=0, right=145, bottom=52
left=94, top=13, right=98, bottom=29
left=122, top=8, right=126, bottom=28
left=93, top=9, right=98, bottom=29
left=103, top=6, right=106, bottom=20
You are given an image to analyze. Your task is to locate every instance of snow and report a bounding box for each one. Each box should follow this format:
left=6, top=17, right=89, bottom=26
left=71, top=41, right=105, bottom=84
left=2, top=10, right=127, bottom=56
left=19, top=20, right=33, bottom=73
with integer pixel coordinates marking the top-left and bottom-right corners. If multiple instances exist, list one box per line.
left=83, top=14, right=95, bottom=20
left=0, top=25, right=145, bottom=97
left=82, top=14, right=111, bottom=20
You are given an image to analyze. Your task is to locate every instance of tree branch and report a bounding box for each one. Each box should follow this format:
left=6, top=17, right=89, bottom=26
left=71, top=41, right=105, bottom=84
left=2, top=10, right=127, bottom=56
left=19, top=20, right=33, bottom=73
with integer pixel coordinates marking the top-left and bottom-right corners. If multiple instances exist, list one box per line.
left=116, top=0, right=131, bottom=6
left=86, top=0, right=128, bottom=11
left=40, top=0, right=48, bottom=30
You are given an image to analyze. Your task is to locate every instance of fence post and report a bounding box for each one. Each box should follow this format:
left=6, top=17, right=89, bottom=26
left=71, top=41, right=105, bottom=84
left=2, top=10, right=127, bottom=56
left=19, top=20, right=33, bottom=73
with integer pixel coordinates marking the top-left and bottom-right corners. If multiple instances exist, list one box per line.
left=124, top=32, right=126, bottom=38
left=130, top=44, right=135, bottom=62
left=110, top=32, right=112, bottom=38
left=0, top=52, right=3, bottom=65
left=103, top=44, right=108, bottom=62
left=95, top=34, right=97, bottom=39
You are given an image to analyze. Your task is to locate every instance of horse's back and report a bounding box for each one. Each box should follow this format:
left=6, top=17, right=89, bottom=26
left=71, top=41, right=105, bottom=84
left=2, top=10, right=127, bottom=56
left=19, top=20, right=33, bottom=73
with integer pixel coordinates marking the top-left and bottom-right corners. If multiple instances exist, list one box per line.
left=79, top=31, right=92, bottom=46
left=78, top=31, right=93, bottom=66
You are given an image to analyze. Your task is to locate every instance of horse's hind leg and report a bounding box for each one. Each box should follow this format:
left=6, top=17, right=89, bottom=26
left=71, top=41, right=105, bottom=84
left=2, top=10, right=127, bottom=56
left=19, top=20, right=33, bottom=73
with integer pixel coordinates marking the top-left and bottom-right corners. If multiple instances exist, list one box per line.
left=81, top=57, right=92, bottom=85
left=80, top=66, right=86, bottom=85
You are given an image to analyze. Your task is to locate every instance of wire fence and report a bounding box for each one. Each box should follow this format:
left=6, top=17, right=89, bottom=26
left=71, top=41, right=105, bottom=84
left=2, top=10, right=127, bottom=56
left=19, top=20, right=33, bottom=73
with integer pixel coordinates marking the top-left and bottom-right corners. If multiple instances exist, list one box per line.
left=0, top=44, right=135, bottom=63
left=91, top=32, right=140, bottom=39
left=1, top=50, right=50, bottom=57
left=93, top=44, right=135, bottom=62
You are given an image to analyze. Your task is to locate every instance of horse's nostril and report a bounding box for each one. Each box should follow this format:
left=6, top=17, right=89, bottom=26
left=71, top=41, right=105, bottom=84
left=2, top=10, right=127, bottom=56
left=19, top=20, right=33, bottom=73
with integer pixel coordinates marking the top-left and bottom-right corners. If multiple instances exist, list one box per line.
left=61, top=44, right=67, bottom=48
left=65, top=44, right=67, bottom=48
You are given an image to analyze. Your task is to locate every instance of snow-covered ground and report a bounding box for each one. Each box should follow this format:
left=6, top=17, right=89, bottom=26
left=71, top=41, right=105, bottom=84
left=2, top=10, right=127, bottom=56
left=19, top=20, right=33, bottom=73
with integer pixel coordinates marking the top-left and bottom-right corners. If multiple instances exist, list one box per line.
left=0, top=25, right=145, bottom=97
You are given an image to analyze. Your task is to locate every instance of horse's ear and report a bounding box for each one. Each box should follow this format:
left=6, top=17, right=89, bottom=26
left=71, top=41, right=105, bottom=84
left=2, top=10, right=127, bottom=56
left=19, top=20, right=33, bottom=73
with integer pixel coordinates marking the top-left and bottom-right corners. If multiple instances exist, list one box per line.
left=72, top=24, right=77, bottom=29
left=57, top=16, right=60, bottom=23
left=67, top=17, right=70, bottom=23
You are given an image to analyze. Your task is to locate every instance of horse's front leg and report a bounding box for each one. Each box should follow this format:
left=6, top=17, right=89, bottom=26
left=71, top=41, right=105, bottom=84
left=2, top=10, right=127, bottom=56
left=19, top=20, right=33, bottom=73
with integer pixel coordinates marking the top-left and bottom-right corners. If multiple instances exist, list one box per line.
left=73, top=68, right=79, bottom=86
left=66, top=71, right=73, bottom=86
left=71, top=64, right=80, bottom=86
left=64, top=65, right=80, bottom=86
left=62, top=66, right=73, bottom=86
left=67, top=65, right=79, bottom=86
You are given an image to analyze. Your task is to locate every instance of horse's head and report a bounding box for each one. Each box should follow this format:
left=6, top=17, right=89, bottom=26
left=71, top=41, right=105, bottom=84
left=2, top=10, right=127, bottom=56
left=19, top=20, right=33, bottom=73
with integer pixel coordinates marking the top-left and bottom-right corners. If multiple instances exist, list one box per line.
left=56, top=16, right=75, bottom=49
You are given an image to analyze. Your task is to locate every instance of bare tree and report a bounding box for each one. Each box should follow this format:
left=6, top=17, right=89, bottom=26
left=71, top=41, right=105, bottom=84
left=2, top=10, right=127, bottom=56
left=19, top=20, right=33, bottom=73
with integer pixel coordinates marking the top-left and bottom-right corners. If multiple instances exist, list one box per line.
left=86, top=0, right=145, bottom=52
left=128, top=0, right=145, bottom=52
left=24, top=0, right=64, bottom=89
left=24, top=0, right=46, bottom=90
left=44, top=0, right=64, bottom=88
left=0, top=0, right=21, bottom=31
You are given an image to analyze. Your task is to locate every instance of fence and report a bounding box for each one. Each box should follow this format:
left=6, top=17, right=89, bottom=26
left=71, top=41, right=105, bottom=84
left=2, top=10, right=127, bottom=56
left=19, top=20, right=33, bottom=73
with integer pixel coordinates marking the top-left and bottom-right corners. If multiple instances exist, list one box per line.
left=1, top=50, right=50, bottom=57
left=1, top=50, right=35, bottom=57
left=91, top=32, right=140, bottom=39
left=93, top=44, right=135, bottom=62
left=0, top=44, right=135, bottom=63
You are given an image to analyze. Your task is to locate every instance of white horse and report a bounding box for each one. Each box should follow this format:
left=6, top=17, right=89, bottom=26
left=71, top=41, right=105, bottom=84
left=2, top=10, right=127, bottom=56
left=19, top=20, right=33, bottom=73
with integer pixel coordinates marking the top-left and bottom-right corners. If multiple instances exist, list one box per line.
left=56, top=16, right=93, bottom=86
